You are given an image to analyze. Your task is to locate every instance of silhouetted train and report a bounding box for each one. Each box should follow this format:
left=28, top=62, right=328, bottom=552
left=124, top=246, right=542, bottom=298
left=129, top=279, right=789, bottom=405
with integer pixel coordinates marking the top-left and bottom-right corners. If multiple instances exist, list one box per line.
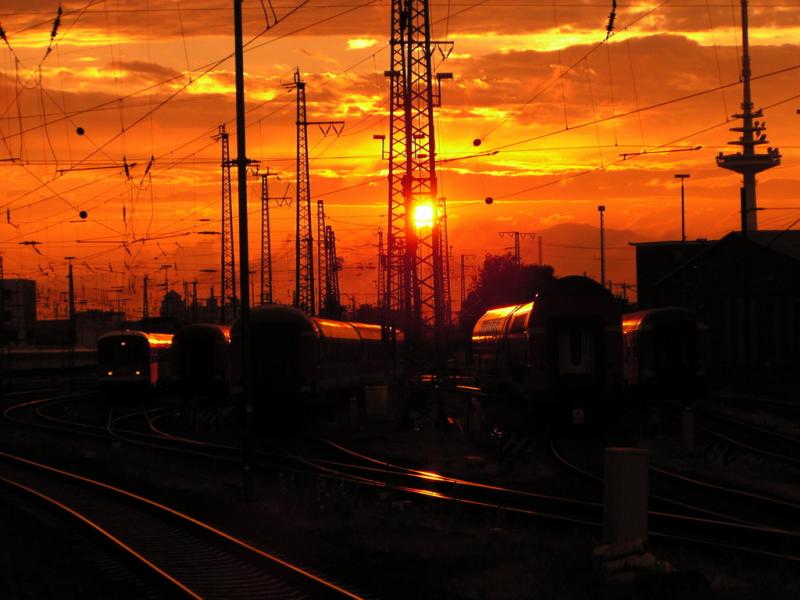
left=622, top=307, right=707, bottom=397
left=471, top=276, right=622, bottom=425
left=171, top=324, right=231, bottom=405
left=231, top=305, right=399, bottom=423
left=97, top=330, right=174, bottom=396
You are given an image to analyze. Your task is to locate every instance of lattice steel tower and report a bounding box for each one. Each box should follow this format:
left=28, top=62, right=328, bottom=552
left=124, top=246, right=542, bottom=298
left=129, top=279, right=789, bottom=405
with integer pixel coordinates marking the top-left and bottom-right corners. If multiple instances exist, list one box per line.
left=385, top=0, right=452, bottom=333
left=286, top=70, right=343, bottom=315
left=317, top=199, right=328, bottom=314
left=215, top=124, right=236, bottom=323
left=325, top=225, right=341, bottom=314
left=716, top=0, right=780, bottom=233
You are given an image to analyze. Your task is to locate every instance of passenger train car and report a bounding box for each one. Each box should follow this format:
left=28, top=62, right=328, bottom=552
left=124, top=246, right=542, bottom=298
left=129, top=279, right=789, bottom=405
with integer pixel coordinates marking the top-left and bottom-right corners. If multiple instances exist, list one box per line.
left=622, top=307, right=706, bottom=396
left=97, top=330, right=174, bottom=396
left=471, top=276, right=622, bottom=425
left=171, top=324, right=231, bottom=405
left=231, top=305, right=399, bottom=423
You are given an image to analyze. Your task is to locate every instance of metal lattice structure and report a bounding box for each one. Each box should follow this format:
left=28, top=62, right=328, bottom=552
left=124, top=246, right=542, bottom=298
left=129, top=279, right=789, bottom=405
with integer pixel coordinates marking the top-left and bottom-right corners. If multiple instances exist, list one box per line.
left=142, top=275, right=149, bottom=319
left=326, top=225, right=341, bottom=312
left=386, top=0, right=452, bottom=334
left=216, top=124, right=236, bottom=323
left=286, top=70, right=343, bottom=315
left=316, top=199, right=328, bottom=313
left=260, top=172, right=273, bottom=305
left=377, top=227, right=385, bottom=313
left=439, top=198, right=452, bottom=326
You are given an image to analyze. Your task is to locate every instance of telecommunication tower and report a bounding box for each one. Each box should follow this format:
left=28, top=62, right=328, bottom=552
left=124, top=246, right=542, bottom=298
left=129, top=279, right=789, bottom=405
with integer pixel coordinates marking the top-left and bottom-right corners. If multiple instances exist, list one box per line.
left=284, top=69, right=343, bottom=315
left=214, top=124, right=237, bottom=322
left=385, top=0, right=452, bottom=334
left=716, top=0, right=780, bottom=233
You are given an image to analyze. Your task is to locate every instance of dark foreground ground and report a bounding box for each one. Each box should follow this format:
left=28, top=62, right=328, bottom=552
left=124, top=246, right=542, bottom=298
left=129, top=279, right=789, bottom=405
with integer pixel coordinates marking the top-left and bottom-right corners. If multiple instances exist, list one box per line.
left=2, top=391, right=799, bottom=600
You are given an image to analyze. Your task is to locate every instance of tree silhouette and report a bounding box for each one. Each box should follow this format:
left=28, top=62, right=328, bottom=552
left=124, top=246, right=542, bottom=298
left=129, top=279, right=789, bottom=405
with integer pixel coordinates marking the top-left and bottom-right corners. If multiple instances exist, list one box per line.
left=458, top=253, right=556, bottom=338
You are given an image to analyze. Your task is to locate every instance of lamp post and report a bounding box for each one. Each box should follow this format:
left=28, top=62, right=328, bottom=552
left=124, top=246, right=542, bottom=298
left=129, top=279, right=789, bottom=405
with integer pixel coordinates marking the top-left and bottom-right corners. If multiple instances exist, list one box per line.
left=674, top=174, right=690, bottom=242
left=598, top=205, right=606, bottom=288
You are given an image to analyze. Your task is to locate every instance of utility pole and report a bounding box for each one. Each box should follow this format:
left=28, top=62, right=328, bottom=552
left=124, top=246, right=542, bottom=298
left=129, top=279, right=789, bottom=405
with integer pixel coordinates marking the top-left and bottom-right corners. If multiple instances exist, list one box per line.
left=716, top=0, right=780, bottom=233
left=142, top=275, right=149, bottom=320
left=674, top=174, right=690, bottom=242
left=498, top=231, right=535, bottom=266
left=191, top=280, right=198, bottom=322
left=160, top=264, right=172, bottom=296
left=385, top=0, right=453, bottom=338
left=459, top=254, right=475, bottom=310
left=598, top=206, right=606, bottom=288
left=0, top=256, right=4, bottom=397
left=233, top=0, right=254, bottom=501
left=182, top=281, right=190, bottom=315
left=214, top=123, right=237, bottom=323
left=284, top=70, right=343, bottom=316
left=538, top=236, right=543, bottom=265
left=65, top=256, right=76, bottom=385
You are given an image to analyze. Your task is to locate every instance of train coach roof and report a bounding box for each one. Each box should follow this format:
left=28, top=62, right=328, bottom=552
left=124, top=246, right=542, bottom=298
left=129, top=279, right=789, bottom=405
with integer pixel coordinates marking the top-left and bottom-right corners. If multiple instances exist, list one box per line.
left=173, top=323, right=231, bottom=342
left=246, top=305, right=315, bottom=331
left=622, top=307, right=696, bottom=334
left=97, top=330, right=173, bottom=347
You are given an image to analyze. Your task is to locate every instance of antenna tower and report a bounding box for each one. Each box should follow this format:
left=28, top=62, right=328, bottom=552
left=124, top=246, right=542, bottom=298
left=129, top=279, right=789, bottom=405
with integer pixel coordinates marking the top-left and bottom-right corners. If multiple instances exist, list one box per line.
left=215, top=124, right=237, bottom=322
left=285, top=69, right=343, bottom=315
left=385, top=0, right=452, bottom=334
left=716, top=0, right=780, bottom=233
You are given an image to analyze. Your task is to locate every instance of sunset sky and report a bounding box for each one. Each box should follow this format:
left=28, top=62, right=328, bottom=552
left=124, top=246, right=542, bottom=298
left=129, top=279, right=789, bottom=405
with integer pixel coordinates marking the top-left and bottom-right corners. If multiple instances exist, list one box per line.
left=2, top=0, right=800, bottom=318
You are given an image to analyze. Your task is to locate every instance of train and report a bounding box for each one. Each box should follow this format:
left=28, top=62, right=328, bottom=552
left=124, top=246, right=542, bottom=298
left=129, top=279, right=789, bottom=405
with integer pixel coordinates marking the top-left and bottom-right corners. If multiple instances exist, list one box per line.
left=231, top=305, right=399, bottom=423
left=170, top=323, right=231, bottom=405
left=97, top=330, right=174, bottom=396
left=471, top=276, right=623, bottom=426
left=622, top=307, right=707, bottom=397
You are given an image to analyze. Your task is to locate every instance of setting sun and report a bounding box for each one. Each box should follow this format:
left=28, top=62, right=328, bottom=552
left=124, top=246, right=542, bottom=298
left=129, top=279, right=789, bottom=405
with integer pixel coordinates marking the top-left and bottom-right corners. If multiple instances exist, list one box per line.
left=413, top=202, right=435, bottom=230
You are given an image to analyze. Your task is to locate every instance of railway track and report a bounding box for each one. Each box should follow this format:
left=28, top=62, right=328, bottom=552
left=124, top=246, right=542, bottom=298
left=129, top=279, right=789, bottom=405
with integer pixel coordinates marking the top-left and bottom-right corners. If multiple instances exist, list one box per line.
left=0, top=449, right=364, bottom=600
left=9, top=389, right=800, bottom=567
left=550, top=439, right=800, bottom=562
left=688, top=406, right=800, bottom=467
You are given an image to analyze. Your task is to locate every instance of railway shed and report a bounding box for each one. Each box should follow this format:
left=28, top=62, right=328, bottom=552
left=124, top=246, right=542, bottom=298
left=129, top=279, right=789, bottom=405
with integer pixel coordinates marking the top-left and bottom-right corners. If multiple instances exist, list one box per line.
left=632, top=231, right=800, bottom=386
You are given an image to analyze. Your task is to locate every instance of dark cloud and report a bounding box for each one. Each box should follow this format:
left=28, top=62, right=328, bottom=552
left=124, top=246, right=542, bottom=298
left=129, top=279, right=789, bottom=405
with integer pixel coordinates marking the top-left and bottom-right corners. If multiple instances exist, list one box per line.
left=115, top=60, right=182, bottom=80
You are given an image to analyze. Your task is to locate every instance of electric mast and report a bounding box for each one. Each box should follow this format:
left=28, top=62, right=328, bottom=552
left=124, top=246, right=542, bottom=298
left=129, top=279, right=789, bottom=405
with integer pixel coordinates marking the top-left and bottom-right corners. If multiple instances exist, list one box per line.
left=317, top=199, right=328, bottom=314
left=385, top=0, right=452, bottom=335
left=215, top=124, right=237, bottom=323
left=285, top=69, right=343, bottom=315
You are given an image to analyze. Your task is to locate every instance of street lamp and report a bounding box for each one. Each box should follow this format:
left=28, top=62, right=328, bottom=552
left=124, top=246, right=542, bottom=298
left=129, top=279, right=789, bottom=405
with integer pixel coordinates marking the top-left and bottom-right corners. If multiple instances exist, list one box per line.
left=598, top=205, right=606, bottom=288
left=674, top=174, right=690, bottom=242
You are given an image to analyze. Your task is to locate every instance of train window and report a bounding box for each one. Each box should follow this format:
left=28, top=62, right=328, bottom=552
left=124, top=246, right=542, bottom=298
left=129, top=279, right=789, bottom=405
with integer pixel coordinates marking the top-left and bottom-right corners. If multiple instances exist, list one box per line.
left=558, top=329, right=594, bottom=374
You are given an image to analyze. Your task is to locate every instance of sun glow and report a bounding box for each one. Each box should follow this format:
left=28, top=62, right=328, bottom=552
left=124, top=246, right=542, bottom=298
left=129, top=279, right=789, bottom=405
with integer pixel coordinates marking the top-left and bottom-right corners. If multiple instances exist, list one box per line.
left=413, top=202, right=435, bottom=229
